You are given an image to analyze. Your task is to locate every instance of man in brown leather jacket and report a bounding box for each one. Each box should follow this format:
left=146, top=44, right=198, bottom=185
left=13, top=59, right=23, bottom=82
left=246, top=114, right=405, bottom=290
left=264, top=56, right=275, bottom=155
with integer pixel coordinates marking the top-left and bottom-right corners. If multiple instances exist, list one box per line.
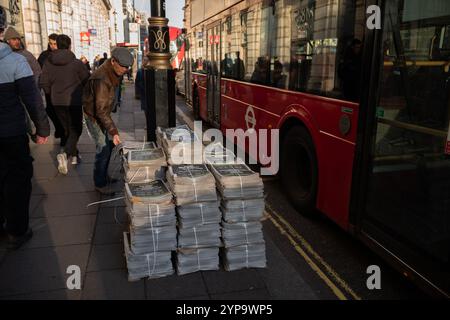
left=82, top=47, right=133, bottom=194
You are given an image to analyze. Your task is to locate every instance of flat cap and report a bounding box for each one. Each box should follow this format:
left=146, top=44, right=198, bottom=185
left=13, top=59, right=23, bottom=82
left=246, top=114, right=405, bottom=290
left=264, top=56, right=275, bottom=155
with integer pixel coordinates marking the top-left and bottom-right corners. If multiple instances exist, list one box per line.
left=4, top=26, right=22, bottom=41
left=111, top=47, right=134, bottom=67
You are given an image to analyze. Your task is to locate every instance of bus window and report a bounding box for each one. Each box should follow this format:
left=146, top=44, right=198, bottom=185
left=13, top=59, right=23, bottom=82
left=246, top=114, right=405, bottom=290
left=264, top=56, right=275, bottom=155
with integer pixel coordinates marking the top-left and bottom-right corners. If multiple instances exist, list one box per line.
left=288, top=0, right=365, bottom=102
left=364, top=0, right=450, bottom=270
left=221, top=14, right=246, bottom=80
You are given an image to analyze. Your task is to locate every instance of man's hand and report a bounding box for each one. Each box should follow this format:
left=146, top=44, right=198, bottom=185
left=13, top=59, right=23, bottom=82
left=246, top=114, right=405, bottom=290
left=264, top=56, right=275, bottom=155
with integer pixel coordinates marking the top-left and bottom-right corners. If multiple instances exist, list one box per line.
left=113, top=134, right=121, bottom=146
left=35, top=135, right=48, bottom=145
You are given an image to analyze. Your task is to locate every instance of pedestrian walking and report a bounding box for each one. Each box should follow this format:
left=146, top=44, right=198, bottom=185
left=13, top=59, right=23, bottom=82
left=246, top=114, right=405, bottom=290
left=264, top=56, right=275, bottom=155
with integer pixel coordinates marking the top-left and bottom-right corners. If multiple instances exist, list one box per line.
left=3, top=27, right=42, bottom=139
left=98, top=52, right=108, bottom=66
left=40, top=34, right=90, bottom=174
left=80, top=55, right=92, bottom=72
left=4, top=27, right=41, bottom=81
left=0, top=42, right=50, bottom=250
left=82, top=47, right=134, bottom=195
left=37, top=33, right=66, bottom=145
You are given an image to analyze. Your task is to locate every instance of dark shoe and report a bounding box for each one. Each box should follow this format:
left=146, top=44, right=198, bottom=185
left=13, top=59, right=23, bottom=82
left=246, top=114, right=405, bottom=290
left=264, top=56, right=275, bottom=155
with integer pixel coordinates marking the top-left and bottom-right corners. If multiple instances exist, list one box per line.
left=95, top=186, right=116, bottom=196
left=7, top=229, right=33, bottom=250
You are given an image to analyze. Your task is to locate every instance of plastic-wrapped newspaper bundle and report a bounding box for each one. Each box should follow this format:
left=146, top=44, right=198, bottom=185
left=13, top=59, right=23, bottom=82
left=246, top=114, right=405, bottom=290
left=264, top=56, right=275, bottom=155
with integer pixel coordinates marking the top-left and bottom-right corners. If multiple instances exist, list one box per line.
left=126, top=197, right=176, bottom=229
left=123, top=148, right=167, bottom=183
left=156, top=125, right=203, bottom=165
left=221, top=198, right=265, bottom=223
left=124, top=181, right=176, bottom=280
left=221, top=221, right=267, bottom=271
left=125, top=180, right=173, bottom=206
left=177, top=223, right=222, bottom=248
left=209, top=164, right=264, bottom=199
left=124, top=232, right=174, bottom=281
left=222, top=243, right=267, bottom=272
left=221, top=221, right=264, bottom=247
left=121, top=141, right=157, bottom=156
left=156, top=124, right=191, bottom=148
left=177, top=202, right=221, bottom=228
left=129, top=224, right=177, bottom=254
left=166, top=164, right=217, bottom=205
left=204, top=142, right=240, bottom=165
left=176, top=247, right=220, bottom=275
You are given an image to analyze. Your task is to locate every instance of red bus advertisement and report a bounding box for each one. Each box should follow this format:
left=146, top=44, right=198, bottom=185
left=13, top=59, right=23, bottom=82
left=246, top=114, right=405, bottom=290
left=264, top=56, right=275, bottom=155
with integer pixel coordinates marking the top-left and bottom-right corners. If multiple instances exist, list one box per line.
left=186, top=0, right=450, bottom=296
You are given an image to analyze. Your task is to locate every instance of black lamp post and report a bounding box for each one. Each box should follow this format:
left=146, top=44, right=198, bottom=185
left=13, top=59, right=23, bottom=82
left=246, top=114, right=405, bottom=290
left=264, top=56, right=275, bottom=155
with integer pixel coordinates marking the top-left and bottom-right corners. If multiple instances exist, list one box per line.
left=144, top=0, right=176, bottom=142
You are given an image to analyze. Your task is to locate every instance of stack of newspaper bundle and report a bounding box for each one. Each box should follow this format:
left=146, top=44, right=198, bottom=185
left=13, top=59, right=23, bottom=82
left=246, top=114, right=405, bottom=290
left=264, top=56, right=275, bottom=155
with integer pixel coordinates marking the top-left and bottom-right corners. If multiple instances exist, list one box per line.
left=123, top=181, right=176, bottom=280
left=208, top=163, right=267, bottom=271
left=166, top=164, right=221, bottom=275
left=123, top=148, right=167, bottom=183
left=156, top=125, right=203, bottom=165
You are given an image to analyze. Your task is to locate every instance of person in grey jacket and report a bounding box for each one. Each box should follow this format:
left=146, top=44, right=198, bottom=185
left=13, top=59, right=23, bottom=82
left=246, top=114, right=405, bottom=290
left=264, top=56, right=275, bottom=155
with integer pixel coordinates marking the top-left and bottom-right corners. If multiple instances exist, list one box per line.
left=40, top=34, right=90, bottom=174
left=0, top=42, right=50, bottom=250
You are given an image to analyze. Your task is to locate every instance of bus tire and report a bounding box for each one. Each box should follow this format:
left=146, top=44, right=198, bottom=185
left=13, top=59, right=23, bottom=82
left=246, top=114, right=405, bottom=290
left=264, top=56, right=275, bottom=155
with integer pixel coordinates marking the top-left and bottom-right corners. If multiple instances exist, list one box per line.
left=193, top=89, right=201, bottom=120
left=281, top=126, right=318, bottom=216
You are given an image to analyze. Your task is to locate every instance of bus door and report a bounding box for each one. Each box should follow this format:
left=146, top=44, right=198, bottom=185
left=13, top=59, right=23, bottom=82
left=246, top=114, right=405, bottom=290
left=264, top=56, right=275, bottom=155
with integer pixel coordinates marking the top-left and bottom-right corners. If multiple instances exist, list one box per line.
left=354, top=0, right=450, bottom=296
left=206, top=24, right=221, bottom=127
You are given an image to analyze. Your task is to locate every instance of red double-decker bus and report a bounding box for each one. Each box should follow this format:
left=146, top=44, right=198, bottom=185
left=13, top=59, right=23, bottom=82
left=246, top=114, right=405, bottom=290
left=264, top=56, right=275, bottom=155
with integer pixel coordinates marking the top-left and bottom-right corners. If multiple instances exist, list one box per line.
left=186, top=0, right=450, bottom=296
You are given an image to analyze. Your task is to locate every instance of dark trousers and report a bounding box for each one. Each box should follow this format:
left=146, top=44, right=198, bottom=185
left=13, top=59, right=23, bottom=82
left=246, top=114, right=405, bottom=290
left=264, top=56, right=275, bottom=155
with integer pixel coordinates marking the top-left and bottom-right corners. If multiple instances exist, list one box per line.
left=0, top=135, right=33, bottom=236
left=54, top=105, right=83, bottom=157
left=45, top=95, right=66, bottom=145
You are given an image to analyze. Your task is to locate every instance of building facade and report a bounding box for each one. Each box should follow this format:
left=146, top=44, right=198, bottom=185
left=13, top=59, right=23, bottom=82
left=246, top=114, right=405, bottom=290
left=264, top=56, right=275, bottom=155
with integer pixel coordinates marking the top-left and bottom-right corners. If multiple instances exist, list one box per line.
left=1, top=0, right=113, bottom=63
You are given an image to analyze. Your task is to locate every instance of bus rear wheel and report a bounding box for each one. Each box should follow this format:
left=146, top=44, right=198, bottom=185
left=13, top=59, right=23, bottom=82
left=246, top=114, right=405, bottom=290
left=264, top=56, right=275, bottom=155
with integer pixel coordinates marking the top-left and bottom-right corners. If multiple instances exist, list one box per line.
left=193, top=89, right=201, bottom=120
left=281, top=126, right=318, bottom=216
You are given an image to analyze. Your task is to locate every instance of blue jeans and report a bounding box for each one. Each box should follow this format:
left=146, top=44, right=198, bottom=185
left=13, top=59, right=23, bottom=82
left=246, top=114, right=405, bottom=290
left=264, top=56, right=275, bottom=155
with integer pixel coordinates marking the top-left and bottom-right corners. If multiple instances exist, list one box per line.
left=84, top=116, right=114, bottom=188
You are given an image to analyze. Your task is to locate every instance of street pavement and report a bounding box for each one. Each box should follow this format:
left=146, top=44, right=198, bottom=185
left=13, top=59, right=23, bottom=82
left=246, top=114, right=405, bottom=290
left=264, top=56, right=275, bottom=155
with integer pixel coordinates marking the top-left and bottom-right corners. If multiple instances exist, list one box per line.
left=0, top=83, right=321, bottom=300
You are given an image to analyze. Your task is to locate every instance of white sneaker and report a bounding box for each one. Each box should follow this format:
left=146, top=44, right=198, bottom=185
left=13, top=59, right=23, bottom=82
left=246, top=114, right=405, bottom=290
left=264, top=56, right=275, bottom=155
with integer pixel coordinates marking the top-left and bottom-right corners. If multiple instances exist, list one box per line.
left=57, top=153, right=68, bottom=175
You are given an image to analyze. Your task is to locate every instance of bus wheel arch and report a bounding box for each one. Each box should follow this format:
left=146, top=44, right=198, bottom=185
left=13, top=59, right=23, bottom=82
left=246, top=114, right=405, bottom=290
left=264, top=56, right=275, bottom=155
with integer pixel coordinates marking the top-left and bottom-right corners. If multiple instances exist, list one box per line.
left=280, top=119, right=319, bottom=216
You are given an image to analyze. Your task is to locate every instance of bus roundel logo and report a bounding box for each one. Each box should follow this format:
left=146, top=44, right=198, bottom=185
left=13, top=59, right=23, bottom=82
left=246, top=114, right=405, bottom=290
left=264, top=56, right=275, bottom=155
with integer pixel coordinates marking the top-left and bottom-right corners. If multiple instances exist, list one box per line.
left=245, top=106, right=256, bottom=129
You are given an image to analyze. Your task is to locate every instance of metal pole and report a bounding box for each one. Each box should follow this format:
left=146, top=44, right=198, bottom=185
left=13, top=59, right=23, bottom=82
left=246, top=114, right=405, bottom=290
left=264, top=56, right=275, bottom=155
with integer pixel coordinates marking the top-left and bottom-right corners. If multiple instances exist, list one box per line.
left=144, top=0, right=176, bottom=142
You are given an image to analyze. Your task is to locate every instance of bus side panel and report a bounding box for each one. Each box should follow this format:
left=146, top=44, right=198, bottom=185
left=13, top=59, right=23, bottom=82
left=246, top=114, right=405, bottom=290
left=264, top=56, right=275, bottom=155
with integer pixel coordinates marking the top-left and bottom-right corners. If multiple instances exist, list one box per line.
left=222, top=79, right=359, bottom=230
left=304, top=99, right=359, bottom=230
left=222, top=79, right=282, bottom=163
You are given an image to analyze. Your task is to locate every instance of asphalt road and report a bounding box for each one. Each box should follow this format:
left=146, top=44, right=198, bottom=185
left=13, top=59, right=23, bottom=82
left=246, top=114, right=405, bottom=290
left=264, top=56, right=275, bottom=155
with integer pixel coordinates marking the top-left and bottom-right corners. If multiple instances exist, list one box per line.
left=175, top=95, right=429, bottom=300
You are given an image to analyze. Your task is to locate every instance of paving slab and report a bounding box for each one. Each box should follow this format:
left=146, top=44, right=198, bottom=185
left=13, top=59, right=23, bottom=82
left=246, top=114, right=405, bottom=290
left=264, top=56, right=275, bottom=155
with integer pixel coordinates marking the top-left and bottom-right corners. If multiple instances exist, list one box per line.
left=1, top=289, right=82, bottom=300
left=81, top=269, right=146, bottom=300
left=33, top=163, right=59, bottom=179
left=146, top=272, right=209, bottom=300
left=202, top=269, right=266, bottom=295
left=96, top=206, right=128, bottom=225
left=211, top=288, right=272, bottom=300
left=93, top=223, right=126, bottom=245
left=32, top=176, right=96, bottom=194
left=21, top=215, right=96, bottom=249
left=30, top=192, right=99, bottom=218
left=0, top=244, right=90, bottom=296
left=87, top=244, right=127, bottom=272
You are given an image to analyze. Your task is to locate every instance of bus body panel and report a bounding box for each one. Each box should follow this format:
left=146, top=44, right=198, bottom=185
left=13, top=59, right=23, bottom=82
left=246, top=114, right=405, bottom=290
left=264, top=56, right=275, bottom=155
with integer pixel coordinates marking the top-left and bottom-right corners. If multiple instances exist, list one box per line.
left=194, top=72, right=359, bottom=230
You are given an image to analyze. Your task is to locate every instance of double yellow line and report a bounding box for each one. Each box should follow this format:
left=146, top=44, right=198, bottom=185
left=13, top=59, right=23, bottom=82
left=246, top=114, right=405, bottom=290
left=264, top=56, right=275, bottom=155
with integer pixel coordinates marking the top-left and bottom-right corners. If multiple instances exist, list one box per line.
left=265, top=204, right=361, bottom=300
